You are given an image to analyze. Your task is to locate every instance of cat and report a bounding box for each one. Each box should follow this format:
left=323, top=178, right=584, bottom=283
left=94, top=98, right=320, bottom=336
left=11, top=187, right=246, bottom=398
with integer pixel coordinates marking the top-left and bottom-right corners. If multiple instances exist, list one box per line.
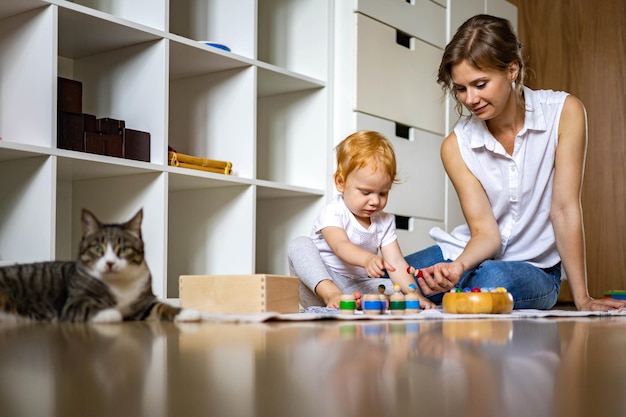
left=0, top=208, right=201, bottom=323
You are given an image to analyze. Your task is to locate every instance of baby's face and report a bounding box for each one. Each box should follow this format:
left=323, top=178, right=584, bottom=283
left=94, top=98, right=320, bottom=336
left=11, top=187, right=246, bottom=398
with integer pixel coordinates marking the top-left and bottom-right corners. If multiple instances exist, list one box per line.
left=337, top=166, right=392, bottom=226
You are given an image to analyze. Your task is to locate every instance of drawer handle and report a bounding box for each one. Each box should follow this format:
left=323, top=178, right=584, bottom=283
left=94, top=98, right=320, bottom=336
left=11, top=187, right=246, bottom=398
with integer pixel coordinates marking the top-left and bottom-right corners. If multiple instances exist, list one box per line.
left=396, top=122, right=411, bottom=140
left=395, top=215, right=412, bottom=231
left=396, top=30, right=412, bottom=49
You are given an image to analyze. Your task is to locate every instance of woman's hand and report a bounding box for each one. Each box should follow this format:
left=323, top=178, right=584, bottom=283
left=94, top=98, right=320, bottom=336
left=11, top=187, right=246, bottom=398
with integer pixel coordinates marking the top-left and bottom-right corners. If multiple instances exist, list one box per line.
left=576, top=295, right=626, bottom=312
left=415, top=261, right=464, bottom=294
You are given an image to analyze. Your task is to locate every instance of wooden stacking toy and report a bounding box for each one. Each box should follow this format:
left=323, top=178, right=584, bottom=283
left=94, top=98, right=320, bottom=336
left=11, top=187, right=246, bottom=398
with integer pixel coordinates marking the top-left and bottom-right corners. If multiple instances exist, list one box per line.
left=388, top=283, right=406, bottom=315
left=442, top=287, right=514, bottom=314
left=362, top=293, right=386, bottom=315
left=339, top=293, right=357, bottom=315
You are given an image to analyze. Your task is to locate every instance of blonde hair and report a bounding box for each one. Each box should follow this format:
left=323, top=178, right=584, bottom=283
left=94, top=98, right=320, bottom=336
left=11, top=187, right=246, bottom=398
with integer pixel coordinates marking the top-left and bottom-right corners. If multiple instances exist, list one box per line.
left=437, top=14, right=526, bottom=116
left=334, top=131, right=398, bottom=185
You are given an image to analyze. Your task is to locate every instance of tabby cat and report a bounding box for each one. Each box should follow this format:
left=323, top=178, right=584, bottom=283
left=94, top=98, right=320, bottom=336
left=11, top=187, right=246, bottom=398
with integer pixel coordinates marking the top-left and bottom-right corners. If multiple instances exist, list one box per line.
left=0, top=209, right=200, bottom=323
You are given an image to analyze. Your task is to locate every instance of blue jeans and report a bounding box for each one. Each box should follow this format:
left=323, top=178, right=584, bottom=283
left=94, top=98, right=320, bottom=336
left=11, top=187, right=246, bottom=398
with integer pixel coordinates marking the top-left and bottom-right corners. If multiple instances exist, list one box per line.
left=404, top=245, right=562, bottom=310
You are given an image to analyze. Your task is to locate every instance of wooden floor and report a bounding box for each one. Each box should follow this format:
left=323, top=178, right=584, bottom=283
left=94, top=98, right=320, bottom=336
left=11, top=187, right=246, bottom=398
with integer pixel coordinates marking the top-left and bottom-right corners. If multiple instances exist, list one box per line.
left=1, top=315, right=625, bottom=417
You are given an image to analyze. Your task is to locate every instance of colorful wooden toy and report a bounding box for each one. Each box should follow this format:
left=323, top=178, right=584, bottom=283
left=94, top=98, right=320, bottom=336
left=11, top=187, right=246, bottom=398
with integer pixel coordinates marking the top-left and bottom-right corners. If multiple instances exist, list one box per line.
left=604, top=290, right=626, bottom=300
left=389, top=283, right=406, bottom=315
left=339, top=294, right=357, bottom=315
left=405, top=283, right=421, bottom=314
left=407, top=266, right=425, bottom=279
left=362, top=294, right=385, bottom=315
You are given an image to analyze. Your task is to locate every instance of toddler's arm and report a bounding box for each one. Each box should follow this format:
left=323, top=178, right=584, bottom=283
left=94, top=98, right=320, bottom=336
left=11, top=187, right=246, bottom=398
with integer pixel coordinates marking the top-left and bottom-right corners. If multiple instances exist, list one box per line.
left=321, top=226, right=387, bottom=277
left=381, top=241, right=436, bottom=309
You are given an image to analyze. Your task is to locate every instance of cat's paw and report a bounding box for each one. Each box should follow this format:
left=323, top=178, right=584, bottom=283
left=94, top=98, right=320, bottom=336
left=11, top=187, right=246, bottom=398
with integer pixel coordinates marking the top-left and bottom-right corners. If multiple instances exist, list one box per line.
left=174, top=308, right=202, bottom=322
left=91, top=308, right=123, bottom=323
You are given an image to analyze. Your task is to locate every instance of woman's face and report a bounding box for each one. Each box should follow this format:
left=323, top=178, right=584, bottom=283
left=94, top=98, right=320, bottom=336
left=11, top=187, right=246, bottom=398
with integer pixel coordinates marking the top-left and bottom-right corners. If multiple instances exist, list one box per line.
left=451, top=59, right=517, bottom=121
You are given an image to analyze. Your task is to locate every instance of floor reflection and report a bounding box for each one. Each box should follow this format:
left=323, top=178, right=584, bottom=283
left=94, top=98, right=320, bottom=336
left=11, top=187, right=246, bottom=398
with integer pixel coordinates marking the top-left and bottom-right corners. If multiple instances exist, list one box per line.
left=0, top=317, right=625, bottom=417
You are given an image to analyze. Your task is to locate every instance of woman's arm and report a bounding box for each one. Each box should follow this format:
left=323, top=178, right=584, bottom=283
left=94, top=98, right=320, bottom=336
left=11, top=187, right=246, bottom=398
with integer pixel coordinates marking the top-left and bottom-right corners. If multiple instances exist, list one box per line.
left=417, top=133, right=502, bottom=294
left=552, top=95, right=625, bottom=311
left=441, top=132, right=502, bottom=273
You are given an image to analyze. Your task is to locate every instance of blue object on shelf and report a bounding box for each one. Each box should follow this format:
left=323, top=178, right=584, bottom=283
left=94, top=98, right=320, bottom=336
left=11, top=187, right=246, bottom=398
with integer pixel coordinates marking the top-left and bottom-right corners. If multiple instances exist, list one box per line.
left=200, top=42, right=231, bottom=52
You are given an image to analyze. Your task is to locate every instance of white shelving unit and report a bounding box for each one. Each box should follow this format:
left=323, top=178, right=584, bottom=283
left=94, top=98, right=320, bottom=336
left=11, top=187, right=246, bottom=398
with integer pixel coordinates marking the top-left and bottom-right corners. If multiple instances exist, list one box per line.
left=0, top=0, right=330, bottom=298
left=0, top=0, right=517, bottom=301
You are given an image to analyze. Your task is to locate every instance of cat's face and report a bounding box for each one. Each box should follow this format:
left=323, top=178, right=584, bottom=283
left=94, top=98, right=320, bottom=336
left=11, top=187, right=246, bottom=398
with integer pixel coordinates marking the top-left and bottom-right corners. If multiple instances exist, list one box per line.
left=78, top=209, right=148, bottom=282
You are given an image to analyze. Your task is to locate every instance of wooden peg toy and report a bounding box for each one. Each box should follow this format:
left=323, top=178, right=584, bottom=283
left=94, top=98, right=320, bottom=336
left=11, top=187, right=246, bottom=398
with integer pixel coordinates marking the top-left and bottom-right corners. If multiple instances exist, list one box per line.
left=407, top=266, right=425, bottom=279
left=405, top=283, right=421, bottom=314
left=389, top=283, right=406, bottom=315
left=362, top=294, right=385, bottom=315
left=339, top=294, right=357, bottom=315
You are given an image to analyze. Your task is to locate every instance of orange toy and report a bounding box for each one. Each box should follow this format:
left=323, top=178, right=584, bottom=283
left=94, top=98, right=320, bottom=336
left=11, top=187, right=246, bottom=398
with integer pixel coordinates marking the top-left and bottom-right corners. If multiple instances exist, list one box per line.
left=442, top=288, right=514, bottom=314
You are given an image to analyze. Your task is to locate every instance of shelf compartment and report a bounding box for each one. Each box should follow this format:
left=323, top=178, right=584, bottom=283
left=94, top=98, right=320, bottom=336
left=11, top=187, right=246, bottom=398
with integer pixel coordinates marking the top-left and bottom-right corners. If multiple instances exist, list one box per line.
left=59, top=0, right=167, bottom=31
left=0, top=0, right=45, bottom=21
left=169, top=37, right=253, bottom=81
left=169, top=0, right=256, bottom=59
left=255, top=180, right=324, bottom=199
left=258, top=0, right=329, bottom=81
left=169, top=65, right=255, bottom=179
left=0, top=6, right=55, bottom=147
left=257, top=88, right=328, bottom=189
left=256, top=194, right=324, bottom=276
left=167, top=168, right=255, bottom=192
left=257, top=64, right=325, bottom=98
left=59, top=33, right=167, bottom=164
left=57, top=5, right=163, bottom=59
left=0, top=141, right=50, bottom=162
left=56, top=163, right=168, bottom=296
left=168, top=184, right=255, bottom=297
left=0, top=156, right=56, bottom=264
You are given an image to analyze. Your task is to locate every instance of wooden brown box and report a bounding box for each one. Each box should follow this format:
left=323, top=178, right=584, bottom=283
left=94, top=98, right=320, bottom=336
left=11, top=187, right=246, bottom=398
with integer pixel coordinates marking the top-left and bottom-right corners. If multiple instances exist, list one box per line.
left=97, top=117, right=125, bottom=134
left=84, top=132, right=105, bottom=155
left=103, top=134, right=123, bottom=157
left=57, top=77, right=82, bottom=114
left=122, top=128, right=150, bottom=162
left=57, top=112, right=96, bottom=151
left=84, top=132, right=123, bottom=157
left=179, top=274, right=300, bottom=314
left=57, top=111, right=85, bottom=151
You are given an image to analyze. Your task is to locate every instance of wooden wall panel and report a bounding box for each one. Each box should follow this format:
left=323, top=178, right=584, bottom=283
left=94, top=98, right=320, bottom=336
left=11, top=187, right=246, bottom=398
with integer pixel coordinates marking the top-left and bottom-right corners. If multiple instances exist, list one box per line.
left=510, top=0, right=626, bottom=300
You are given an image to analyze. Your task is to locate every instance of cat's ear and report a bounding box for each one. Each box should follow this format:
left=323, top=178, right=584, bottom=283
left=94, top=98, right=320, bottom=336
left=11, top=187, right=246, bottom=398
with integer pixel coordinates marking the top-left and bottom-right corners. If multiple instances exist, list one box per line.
left=81, top=209, right=101, bottom=237
left=125, top=208, right=143, bottom=238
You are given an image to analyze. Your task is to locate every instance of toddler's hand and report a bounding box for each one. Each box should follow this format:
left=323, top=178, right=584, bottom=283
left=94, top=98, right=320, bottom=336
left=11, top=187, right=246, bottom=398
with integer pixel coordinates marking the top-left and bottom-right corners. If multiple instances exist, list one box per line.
left=418, top=295, right=437, bottom=310
left=326, top=294, right=342, bottom=309
left=326, top=291, right=362, bottom=309
left=365, top=255, right=395, bottom=278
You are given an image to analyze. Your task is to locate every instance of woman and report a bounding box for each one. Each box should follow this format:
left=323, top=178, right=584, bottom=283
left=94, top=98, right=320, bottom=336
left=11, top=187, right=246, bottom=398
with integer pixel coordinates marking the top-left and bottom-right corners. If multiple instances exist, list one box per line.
left=406, top=14, right=625, bottom=311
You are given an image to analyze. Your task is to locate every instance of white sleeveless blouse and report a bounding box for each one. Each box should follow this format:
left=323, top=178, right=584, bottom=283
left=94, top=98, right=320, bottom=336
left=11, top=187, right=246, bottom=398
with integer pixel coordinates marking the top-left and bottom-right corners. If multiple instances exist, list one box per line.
left=430, top=87, right=569, bottom=268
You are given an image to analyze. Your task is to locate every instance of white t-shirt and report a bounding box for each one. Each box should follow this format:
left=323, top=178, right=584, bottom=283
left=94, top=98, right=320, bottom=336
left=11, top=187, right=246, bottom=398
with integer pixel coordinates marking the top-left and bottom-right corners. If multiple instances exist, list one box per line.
left=431, top=87, right=568, bottom=268
left=311, top=194, right=397, bottom=279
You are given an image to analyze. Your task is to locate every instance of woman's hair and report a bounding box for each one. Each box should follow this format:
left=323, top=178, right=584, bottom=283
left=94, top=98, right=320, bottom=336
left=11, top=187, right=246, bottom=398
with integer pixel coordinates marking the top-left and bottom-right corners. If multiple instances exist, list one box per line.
left=334, top=131, right=398, bottom=185
left=437, top=14, right=526, bottom=116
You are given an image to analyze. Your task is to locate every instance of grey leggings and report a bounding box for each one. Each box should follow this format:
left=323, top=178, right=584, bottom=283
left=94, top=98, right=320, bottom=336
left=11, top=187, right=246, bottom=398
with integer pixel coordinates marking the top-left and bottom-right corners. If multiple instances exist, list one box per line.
left=288, top=236, right=395, bottom=308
